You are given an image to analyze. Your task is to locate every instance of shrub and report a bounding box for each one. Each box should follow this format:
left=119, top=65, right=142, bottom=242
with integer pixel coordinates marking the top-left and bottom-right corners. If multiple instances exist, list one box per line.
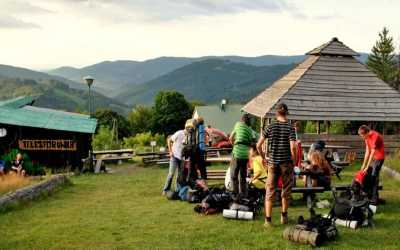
left=123, top=132, right=165, bottom=152
left=92, top=126, right=122, bottom=151
left=1, top=149, right=45, bottom=176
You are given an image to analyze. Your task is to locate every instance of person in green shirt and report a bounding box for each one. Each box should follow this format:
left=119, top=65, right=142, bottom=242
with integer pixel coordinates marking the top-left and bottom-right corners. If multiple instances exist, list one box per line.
left=229, top=113, right=255, bottom=201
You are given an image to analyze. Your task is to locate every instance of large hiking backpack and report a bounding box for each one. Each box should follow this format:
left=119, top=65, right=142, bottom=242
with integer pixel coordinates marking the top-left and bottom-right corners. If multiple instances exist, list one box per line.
left=182, top=119, right=197, bottom=157
left=330, top=186, right=373, bottom=226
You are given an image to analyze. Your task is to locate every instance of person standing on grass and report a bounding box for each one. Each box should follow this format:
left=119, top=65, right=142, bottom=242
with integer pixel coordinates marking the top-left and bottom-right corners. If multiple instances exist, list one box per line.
left=195, top=117, right=207, bottom=180
left=229, top=113, right=255, bottom=201
left=256, top=103, right=297, bottom=227
left=162, top=129, right=185, bottom=195
left=358, top=125, right=385, bottom=205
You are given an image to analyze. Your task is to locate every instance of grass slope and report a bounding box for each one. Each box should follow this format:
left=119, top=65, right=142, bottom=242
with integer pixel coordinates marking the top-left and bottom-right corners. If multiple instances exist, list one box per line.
left=0, top=163, right=398, bottom=249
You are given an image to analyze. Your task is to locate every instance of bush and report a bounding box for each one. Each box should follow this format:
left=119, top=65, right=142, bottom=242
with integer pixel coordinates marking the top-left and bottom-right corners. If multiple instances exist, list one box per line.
left=123, top=132, right=165, bottom=152
left=92, top=126, right=122, bottom=151
left=1, top=149, right=45, bottom=176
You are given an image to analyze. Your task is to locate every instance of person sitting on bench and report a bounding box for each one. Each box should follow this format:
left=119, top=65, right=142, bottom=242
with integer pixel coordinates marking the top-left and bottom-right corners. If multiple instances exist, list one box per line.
left=249, top=144, right=267, bottom=190
left=305, top=151, right=332, bottom=189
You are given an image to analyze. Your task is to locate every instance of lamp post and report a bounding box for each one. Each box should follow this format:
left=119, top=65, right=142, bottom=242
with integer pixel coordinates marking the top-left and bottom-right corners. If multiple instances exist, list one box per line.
left=83, top=76, right=95, bottom=172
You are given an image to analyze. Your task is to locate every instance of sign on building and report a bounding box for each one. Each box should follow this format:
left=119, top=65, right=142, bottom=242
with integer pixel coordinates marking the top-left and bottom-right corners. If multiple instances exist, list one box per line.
left=18, top=140, right=77, bottom=151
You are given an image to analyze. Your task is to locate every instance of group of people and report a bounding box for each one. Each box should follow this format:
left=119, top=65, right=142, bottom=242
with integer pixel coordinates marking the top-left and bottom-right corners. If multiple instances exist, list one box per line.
left=162, top=102, right=385, bottom=228
left=162, top=117, right=207, bottom=195
left=0, top=153, right=26, bottom=177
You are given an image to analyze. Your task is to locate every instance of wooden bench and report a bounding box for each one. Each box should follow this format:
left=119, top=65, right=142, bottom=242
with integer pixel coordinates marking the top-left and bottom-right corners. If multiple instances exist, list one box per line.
left=207, top=169, right=227, bottom=180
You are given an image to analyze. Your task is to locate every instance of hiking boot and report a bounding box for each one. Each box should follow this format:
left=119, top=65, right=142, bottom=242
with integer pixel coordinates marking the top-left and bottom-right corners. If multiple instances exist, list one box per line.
left=263, top=220, right=273, bottom=228
left=281, top=214, right=289, bottom=225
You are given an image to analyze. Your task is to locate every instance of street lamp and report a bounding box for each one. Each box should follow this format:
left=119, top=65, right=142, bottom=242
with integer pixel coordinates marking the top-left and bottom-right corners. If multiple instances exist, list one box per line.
left=83, top=76, right=95, bottom=172
left=83, top=75, right=95, bottom=117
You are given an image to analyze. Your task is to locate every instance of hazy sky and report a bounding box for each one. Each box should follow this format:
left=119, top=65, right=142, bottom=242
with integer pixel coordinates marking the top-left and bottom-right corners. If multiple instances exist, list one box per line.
left=1, top=0, right=399, bottom=69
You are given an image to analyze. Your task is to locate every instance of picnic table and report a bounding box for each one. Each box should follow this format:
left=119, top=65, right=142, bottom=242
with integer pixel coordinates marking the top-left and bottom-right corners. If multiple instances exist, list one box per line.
left=91, top=149, right=135, bottom=173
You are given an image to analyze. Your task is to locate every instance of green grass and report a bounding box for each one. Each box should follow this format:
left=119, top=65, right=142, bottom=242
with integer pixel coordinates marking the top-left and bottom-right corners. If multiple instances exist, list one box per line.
left=0, top=163, right=399, bottom=249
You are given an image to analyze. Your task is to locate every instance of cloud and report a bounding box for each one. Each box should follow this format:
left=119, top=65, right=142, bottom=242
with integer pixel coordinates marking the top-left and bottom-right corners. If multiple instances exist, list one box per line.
left=0, top=16, right=41, bottom=29
left=49, top=0, right=303, bottom=23
left=0, top=0, right=52, bottom=15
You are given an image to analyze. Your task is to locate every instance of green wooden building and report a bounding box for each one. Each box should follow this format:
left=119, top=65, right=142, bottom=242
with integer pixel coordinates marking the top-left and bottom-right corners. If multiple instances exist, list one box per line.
left=0, top=96, right=97, bottom=169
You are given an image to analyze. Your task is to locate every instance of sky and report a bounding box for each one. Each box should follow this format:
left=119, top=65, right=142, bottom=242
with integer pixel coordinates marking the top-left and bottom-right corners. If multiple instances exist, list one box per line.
left=0, top=0, right=399, bottom=70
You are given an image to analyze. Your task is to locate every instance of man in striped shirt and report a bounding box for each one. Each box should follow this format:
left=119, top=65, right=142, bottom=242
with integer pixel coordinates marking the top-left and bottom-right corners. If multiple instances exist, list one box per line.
left=257, top=103, right=297, bottom=227
left=229, top=113, right=255, bottom=201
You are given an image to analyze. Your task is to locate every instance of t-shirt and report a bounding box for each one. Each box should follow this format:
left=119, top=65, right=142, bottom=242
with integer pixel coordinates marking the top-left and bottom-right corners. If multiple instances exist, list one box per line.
left=170, top=130, right=185, bottom=160
left=365, top=130, right=385, bottom=160
left=252, top=156, right=267, bottom=180
left=263, top=121, right=296, bottom=165
left=232, top=122, right=254, bottom=159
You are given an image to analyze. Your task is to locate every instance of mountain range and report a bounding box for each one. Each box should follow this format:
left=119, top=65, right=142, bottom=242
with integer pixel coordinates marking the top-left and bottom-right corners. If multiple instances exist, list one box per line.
left=48, top=53, right=368, bottom=98
left=0, top=65, right=129, bottom=114
left=0, top=53, right=369, bottom=114
left=117, top=59, right=295, bottom=106
left=47, top=55, right=310, bottom=97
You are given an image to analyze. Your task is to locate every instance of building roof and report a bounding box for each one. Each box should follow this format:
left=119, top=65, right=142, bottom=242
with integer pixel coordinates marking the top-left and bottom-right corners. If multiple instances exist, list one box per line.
left=194, top=104, right=242, bottom=133
left=0, top=96, right=97, bottom=134
left=242, top=38, right=400, bottom=122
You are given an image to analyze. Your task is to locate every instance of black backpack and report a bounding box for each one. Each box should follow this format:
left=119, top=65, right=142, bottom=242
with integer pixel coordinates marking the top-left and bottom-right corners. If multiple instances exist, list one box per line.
left=330, top=186, right=373, bottom=226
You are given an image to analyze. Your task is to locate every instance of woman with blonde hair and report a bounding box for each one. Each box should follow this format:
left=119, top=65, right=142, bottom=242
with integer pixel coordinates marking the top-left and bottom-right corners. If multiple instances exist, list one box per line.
left=306, top=151, right=332, bottom=189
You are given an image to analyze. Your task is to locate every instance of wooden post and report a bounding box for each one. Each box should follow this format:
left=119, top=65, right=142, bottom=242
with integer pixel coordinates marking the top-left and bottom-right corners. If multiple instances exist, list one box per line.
left=316, top=121, right=321, bottom=135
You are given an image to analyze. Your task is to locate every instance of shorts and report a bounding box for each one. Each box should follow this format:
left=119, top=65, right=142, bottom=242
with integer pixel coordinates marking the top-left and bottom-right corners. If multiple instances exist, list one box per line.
left=265, top=161, right=294, bottom=201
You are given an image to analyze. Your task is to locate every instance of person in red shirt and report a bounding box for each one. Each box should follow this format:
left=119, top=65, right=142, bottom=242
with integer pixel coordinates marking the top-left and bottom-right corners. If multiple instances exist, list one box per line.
left=358, top=125, right=385, bottom=205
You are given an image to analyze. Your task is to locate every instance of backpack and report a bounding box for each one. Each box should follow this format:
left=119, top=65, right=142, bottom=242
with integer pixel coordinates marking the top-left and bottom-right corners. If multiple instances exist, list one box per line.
left=297, top=209, right=338, bottom=242
left=330, top=186, right=373, bottom=226
left=182, top=119, right=197, bottom=157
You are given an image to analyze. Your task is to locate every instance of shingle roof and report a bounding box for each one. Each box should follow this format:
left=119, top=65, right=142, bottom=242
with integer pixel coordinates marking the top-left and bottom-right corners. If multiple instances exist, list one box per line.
left=0, top=96, right=97, bottom=134
left=194, top=105, right=242, bottom=133
left=243, top=38, right=400, bottom=122
left=307, top=37, right=359, bottom=56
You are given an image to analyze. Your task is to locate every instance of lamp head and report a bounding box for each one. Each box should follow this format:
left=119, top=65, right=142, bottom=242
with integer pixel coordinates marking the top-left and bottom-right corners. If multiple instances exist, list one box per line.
left=83, top=76, right=95, bottom=87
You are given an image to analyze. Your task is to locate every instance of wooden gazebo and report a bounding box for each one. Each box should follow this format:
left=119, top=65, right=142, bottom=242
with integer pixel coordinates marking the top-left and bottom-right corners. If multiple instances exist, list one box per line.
left=242, top=37, right=400, bottom=154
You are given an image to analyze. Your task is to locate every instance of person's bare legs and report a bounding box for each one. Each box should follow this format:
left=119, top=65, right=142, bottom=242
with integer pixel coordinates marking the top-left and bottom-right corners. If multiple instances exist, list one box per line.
left=265, top=199, right=273, bottom=218
left=282, top=198, right=288, bottom=213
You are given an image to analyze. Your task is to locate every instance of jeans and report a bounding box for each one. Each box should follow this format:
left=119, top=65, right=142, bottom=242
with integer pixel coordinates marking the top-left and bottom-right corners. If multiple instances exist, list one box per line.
left=163, top=156, right=182, bottom=192
left=230, top=158, right=248, bottom=199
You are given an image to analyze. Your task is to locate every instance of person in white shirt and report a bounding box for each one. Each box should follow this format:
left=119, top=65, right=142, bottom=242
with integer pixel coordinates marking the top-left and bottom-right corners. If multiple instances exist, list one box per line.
left=162, top=130, right=185, bottom=194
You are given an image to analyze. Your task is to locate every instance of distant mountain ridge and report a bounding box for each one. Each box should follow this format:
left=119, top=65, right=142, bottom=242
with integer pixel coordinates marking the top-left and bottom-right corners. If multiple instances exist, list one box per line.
left=47, top=53, right=368, bottom=97
left=117, top=59, right=295, bottom=106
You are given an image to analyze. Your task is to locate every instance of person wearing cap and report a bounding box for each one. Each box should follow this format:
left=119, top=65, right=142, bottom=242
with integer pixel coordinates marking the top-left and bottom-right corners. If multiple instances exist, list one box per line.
left=229, top=113, right=255, bottom=201
left=358, top=125, right=385, bottom=205
left=257, top=103, right=297, bottom=227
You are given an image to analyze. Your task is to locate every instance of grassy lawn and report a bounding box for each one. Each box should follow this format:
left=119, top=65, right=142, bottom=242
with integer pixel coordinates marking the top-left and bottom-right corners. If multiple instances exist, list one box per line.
left=0, top=163, right=399, bottom=250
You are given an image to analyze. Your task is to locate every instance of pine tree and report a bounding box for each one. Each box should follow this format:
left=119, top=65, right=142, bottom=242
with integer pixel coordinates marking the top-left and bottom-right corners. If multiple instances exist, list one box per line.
left=366, top=27, right=397, bottom=88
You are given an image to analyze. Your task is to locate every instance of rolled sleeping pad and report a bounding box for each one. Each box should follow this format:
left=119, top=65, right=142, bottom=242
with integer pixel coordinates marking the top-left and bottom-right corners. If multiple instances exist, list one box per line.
left=283, top=226, right=322, bottom=247
left=323, top=215, right=358, bottom=229
left=223, top=209, right=254, bottom=220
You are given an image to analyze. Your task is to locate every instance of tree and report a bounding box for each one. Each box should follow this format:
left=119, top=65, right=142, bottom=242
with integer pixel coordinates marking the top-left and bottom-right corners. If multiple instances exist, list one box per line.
left=94, top=109, right=131, bottom=139
left=366, top=27, right=397, bottom=88
left=151, top=91, right=192, bottom=136
left=127, top=105, right=153, bottom=135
